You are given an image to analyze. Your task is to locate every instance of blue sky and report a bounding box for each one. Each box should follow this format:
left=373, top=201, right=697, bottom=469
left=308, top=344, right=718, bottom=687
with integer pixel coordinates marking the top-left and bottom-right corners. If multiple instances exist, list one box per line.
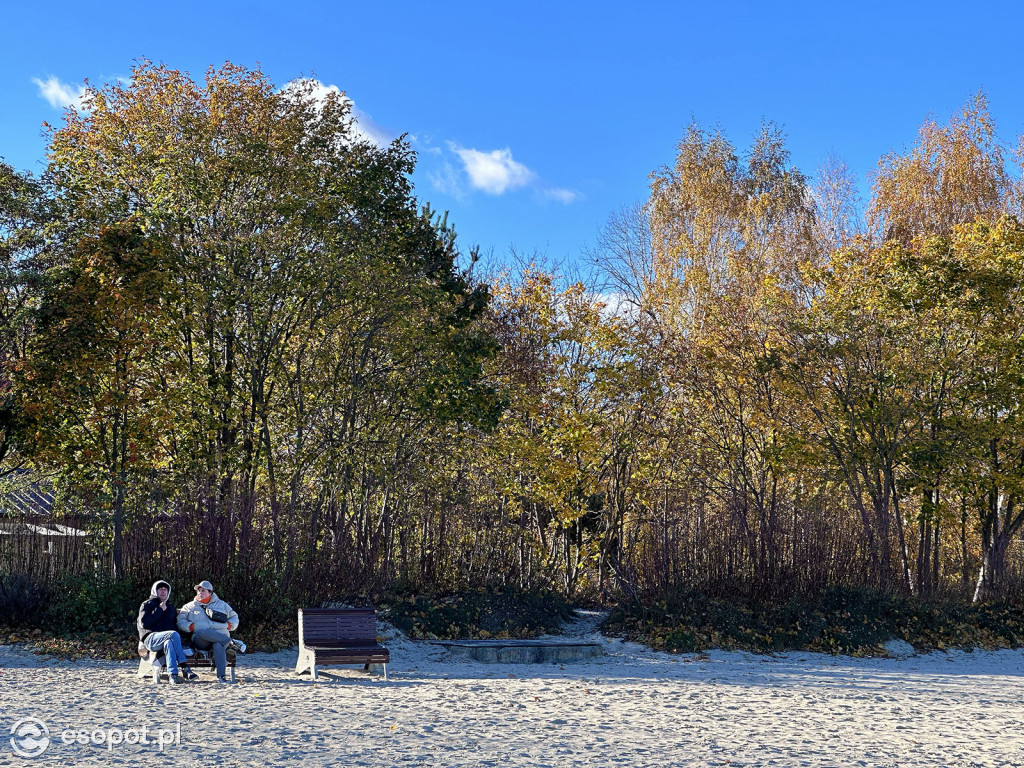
left=3, top=1, right=1023, bottom=271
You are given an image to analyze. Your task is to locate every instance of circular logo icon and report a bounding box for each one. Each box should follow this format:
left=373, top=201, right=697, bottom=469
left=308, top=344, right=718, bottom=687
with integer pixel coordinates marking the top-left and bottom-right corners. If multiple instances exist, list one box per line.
left=10, top=718, right=49, bottom=758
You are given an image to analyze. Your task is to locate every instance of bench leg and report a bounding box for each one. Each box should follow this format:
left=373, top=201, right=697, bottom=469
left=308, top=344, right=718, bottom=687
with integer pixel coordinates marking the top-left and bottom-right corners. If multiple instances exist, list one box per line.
left=383, top=663, right=388, bottom=681
left=230, top=665, right=236, bottom=683
left=138, top=657, right=164, bottom=681
left=295, top=649, right=312, bottom=676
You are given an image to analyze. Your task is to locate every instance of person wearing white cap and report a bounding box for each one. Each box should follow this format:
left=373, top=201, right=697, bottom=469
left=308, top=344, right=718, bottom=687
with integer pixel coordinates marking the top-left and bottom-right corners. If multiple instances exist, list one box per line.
left=177, top=580, right=243, bottom=683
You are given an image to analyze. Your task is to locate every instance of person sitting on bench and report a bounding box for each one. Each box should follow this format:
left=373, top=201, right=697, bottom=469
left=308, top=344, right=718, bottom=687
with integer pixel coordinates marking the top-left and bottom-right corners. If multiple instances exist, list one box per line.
left=177, top=580, right=243, bottom=684
left=138, top=580, right=197, bottom=683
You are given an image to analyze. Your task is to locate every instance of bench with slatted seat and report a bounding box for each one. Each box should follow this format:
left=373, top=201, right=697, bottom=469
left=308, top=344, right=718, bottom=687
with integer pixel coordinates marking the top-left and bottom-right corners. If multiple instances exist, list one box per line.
left=295, top=607, right=389, bottom=681
left=136, top=641, right=237, bottom=682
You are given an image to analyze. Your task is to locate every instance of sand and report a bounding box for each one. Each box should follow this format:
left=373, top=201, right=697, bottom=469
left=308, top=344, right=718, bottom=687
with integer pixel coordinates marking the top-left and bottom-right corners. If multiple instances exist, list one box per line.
left=2, top=612, right=1023, bottom=767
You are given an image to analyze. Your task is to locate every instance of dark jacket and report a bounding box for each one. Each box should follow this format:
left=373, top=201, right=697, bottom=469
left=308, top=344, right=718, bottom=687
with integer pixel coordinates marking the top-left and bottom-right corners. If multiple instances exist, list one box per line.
left=137, top=580, right=178, bottom=640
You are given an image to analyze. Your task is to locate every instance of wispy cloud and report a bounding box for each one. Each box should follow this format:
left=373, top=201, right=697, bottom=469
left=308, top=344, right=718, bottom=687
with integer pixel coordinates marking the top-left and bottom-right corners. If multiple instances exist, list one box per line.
left=422, top=139, right=579, bottom=202
left=32, top=76, right=87, bottom=111
left=427, top=161, right=465, bottom=201
left=282, top=79, right=393, bottom=148
left=448, top=143, right=535, bottom=195
left=542, top=187, right=580, bottom=205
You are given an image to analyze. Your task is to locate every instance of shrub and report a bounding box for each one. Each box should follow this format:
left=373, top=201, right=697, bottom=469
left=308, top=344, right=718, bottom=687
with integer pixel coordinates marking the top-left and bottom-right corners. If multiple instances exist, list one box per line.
left=378, top=587, right=575, bottom=639
left=41, top=573, right=144, bottom=634
left=0, top=573, right=47, bottom=627
left=605, top=586, right=1024, bottom=655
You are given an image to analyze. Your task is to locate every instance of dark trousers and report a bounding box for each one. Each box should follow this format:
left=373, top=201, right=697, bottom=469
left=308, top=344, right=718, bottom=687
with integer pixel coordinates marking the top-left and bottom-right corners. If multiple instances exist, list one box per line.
left=191, top=628, right=230, bottom=678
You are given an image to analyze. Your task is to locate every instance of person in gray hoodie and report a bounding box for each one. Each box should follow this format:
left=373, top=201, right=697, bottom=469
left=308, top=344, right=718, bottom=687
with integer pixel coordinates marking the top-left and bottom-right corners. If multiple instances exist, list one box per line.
left=137, top=580, right=197, bottom=683
left=177, top=580, right=243, bottom=683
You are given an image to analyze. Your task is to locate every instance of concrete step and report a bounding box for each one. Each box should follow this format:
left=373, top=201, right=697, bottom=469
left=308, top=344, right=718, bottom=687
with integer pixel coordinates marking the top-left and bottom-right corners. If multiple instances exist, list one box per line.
left=432, top=639, right=603, bottom=663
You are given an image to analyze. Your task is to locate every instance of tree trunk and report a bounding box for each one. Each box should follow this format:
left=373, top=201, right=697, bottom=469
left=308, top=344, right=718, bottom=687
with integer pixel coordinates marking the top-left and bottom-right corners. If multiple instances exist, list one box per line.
left=973, top=533, right=1009, bottom=602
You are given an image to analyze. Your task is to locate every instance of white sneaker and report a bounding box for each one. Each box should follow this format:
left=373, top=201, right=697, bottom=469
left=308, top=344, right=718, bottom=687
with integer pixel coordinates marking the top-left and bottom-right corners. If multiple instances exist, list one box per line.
left=183, top=647, right=195, bottom=657
left=228, top=639, right=247, bottom=654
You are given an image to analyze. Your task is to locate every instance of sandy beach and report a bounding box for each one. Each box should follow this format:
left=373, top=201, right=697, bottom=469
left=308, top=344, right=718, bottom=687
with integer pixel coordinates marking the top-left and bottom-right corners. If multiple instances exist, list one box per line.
left=2, top=614, right=1023, bottom=767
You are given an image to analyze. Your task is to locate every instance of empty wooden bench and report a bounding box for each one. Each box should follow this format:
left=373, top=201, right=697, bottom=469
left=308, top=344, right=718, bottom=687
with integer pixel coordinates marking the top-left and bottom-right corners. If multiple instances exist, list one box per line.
left=295, top=607, right=389, bottom=681
left=136, top=641, right=237, bottom=682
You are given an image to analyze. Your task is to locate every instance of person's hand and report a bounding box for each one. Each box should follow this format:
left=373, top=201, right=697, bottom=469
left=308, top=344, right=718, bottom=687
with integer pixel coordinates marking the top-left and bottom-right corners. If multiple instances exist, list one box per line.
left=160, top=601, right=167, bottom=610
left=189, top=623, right=194, bottom=632
left=227, top=622, right=233, bottom=630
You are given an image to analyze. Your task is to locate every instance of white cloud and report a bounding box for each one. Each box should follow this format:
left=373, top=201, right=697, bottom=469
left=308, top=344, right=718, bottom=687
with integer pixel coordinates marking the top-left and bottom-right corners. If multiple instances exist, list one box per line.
left=448, top=143, right=534, bottom=195
left=281, top=79, right=393, bottom=148
left=349, top=104, right=392, bottom=147
left=32, top=76, right=87, bottom=111
left=542, top=187, right=580, bottom=204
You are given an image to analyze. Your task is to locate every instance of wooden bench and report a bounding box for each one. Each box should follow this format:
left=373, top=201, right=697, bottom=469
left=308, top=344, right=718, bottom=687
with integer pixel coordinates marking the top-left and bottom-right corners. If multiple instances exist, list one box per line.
left=295, top=608, right=389, bottom=681
left=136, top=640, right=237, bottom=682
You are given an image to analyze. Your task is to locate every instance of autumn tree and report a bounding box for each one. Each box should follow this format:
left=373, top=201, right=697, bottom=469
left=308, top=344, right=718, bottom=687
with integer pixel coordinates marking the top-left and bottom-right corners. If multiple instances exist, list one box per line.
left=41, top=61, right=500, bottom=587
left=792, top=241, right=933, bottom=591
left=0, top=162, right=47, bottom=475
left=21, top=223, right=179, bottom=577
left=485, top=266, right=654, bottom=596
left=644, top=123, right=820, bottom=592
left=870, top=93, right=1009, bottom=243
